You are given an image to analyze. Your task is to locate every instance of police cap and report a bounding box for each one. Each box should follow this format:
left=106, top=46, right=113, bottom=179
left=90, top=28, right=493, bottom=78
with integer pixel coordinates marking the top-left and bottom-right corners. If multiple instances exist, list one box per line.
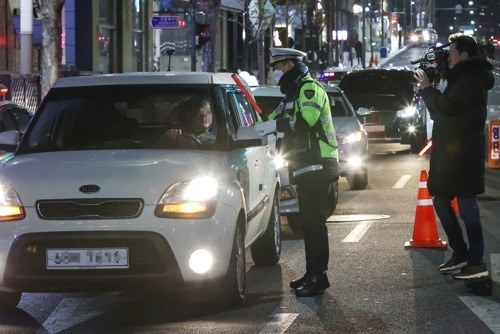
left=268, top=47, right=307, bottom=68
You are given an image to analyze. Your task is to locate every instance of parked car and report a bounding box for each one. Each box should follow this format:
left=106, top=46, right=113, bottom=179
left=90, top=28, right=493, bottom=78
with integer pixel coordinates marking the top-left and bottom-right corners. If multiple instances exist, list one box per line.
left=318, top=66, right=350, bottom=84
left=0, top=100, right=33, bottom=154
left=252, top=84, right=369, bottom=232
left=0, top=72, right=281, bottom=309
left=338, top=68, right=429, bottom=153
left=410, top=28, right=438, bottom=47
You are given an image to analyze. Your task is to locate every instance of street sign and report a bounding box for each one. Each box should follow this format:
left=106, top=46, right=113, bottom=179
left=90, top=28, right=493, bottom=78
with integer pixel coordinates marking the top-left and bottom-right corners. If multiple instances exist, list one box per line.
left=150, top=16, right=180, bottom=29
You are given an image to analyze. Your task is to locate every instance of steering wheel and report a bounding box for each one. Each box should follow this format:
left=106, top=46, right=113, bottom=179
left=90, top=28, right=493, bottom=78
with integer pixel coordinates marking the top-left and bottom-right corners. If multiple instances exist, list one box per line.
left=178, top=133, right=202, bottom=146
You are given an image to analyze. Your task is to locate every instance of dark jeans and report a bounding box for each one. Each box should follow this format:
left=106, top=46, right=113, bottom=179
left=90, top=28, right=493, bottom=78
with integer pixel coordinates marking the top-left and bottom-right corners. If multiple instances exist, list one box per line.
left=296, top=176, right=334, bottom=274
left=433, top=195, right=485, bottom=266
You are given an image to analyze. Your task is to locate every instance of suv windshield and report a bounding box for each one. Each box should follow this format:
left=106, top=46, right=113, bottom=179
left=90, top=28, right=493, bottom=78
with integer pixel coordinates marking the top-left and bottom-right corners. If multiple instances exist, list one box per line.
left=339, top=71, right=416, bottom=109
left=18, top=85, right=220, bottom=154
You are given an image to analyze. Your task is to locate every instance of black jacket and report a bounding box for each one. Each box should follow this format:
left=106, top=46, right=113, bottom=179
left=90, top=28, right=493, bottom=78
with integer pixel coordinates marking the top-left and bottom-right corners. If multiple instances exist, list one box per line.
left=420, top=56, right=494, bottom=197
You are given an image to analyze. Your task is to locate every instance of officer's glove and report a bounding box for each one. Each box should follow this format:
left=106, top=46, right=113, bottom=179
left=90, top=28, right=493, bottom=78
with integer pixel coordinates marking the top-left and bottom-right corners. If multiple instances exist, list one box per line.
left=254, top=120, right=277, bottom=136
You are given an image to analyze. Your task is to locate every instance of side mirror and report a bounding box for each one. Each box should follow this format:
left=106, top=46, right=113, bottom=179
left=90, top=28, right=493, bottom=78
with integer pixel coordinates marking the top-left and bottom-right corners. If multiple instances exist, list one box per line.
left=356, top=107, right=371, bottom=116
left=0, top=130, right=20, bottom=152
left=231, top=126, right=268, bottom=148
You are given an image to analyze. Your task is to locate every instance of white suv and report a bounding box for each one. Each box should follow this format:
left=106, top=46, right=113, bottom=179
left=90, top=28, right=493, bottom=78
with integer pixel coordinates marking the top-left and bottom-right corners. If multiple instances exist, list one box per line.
left=0, top=72, right=281, bottom=308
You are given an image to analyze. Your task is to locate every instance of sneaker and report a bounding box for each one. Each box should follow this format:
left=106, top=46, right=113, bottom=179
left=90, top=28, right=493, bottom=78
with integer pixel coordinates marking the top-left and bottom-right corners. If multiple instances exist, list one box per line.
left=438, top=255, right=468, bottom=272
left=452, top=264, right=489, bottom=280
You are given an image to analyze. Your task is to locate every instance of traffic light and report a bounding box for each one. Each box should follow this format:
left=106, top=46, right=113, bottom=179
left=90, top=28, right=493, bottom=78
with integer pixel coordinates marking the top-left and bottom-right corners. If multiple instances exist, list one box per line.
left=196, top=23, right=210, bottom=49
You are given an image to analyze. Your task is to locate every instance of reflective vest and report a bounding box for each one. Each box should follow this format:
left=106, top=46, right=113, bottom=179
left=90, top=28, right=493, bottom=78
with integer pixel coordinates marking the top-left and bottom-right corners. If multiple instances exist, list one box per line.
left=269, top=76, right=338, bottom=162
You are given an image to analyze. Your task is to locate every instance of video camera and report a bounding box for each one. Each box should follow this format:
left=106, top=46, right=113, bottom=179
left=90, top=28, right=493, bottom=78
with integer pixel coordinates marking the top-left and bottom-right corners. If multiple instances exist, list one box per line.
left=410, top=43, right=450, bottom=84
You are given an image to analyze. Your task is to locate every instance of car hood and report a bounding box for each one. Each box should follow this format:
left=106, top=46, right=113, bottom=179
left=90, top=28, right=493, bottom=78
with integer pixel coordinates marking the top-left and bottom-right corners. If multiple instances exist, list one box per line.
left=0, top=150, right=230, bottom=206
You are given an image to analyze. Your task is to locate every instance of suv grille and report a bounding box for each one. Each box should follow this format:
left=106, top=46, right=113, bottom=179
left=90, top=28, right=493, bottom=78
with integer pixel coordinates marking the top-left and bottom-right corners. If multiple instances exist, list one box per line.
left=36, top=198, right=144, bottom=219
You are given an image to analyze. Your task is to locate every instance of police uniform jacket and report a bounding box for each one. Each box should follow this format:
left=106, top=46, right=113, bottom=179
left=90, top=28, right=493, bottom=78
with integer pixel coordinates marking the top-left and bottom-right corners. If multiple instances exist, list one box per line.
left=269, top=74, right=339, bottom=183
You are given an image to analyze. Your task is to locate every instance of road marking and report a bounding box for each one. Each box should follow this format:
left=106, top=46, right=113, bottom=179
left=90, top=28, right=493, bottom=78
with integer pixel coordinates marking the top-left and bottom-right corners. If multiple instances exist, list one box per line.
left=342, top=221, right=373, bottom=242
left=328, top=214, right=389, bottom=222
left=259, top=313, right=298, bottom=334
left=459, top=297, right=500, bottom=333
left=392, top=175, right=411, bottom=188
left=459, top=253, right=500, bottom=334
left=43, top=293, right=121, bottom=333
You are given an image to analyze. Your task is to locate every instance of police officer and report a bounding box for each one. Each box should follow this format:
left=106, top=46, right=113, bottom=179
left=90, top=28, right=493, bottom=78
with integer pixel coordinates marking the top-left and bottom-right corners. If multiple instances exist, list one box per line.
left=255, top=48, right=339, bottom=297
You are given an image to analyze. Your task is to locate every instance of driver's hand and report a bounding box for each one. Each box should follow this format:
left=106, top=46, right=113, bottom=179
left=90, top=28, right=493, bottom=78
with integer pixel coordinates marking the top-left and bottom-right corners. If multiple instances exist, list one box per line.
left=166, top=129, right=182, bottom=139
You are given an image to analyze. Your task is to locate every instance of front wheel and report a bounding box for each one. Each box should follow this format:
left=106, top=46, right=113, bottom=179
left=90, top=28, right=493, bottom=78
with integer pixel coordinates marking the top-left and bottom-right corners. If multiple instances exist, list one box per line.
left=410, top=130, right=427, bottom=154
left=251, top=191, right=281, bottom=266
left=347, top=166, right=368, bottom=190
left=286, top=213, right=303, bottom=235
left=214, top=222, right=246, bottom=306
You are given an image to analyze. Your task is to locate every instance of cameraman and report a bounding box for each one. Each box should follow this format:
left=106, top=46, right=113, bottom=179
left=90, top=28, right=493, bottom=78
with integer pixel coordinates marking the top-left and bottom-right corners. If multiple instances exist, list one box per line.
left=414, top=33, right=494, bottom=279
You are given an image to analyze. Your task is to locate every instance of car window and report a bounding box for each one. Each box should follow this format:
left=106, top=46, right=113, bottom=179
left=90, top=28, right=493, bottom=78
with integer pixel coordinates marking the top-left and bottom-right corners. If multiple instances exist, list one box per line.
left=328, top=93, right=352, bottom=117
left=339, top=72, right=416, bottom=109
left=227, top=90, right=257, bottom=127
left=19, top=85, right=220, bottom=153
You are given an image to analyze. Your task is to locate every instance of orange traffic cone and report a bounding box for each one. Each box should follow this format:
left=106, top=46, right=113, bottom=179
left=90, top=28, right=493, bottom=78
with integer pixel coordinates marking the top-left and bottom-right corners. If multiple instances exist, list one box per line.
left=369, top=57, right=373, bottom=68
left=374, top=54, right=379, bottom=66
left=405, top=170, right=447, bottom=248
left=451, top=197, right=460, bottom=215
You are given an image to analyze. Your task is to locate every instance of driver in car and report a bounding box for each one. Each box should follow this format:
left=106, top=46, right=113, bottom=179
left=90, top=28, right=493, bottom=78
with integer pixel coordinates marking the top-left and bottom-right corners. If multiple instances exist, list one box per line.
left=166, top=97, right=215, bottom=145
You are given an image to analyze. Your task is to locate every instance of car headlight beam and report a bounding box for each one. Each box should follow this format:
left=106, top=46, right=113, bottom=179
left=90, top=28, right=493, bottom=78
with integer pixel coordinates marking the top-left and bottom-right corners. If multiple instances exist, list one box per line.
left=155, top=176, right=219, bottom=219
left=397, top=106, right=417, bottom=118
left=189, top=249, right=213, bottom=274
left=342, top=129, right=364, bottom=145
left=0, top=179, right=25, bottom=221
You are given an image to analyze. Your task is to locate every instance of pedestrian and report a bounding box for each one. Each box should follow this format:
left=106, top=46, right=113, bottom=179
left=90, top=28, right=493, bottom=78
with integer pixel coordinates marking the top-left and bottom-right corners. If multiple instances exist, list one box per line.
left=255, top=47, right=339, bottom=296
left=355, top=40, right=363, bottom=66
left=413, top=33, right=494, bottom=279
left=342, top=41, right=350, bottom=66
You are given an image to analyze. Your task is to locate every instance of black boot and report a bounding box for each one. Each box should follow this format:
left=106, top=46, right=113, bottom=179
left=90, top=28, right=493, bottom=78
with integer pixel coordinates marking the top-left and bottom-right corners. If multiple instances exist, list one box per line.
left=295, top=272, right=330, bottom=297
left=290, top=273, right=309, bottom=289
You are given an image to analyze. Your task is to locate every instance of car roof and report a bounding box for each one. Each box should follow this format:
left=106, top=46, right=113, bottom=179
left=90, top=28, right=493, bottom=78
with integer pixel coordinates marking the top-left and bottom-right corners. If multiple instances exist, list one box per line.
left=52, top=72, right=244, bottom=88
left=252, top=84, right=342, bottom=97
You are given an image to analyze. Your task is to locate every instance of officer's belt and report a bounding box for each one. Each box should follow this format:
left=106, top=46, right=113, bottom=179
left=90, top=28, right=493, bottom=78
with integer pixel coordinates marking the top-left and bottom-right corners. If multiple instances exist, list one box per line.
left=292, top=164, right=323, bottom=178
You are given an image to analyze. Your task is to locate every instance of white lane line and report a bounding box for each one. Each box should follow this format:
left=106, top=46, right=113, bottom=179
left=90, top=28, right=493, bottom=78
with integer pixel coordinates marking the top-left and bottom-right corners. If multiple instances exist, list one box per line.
left=459, top=297, right=500, bottom=333
left=491, top=253, right=500, bottom=296
left=259, top=313, right=299, bottom=334
left=342, top=221, right=373, bottom=243
left=459, top=253, right=500, bottom=334
left=392, top=175, right=411, bottom=189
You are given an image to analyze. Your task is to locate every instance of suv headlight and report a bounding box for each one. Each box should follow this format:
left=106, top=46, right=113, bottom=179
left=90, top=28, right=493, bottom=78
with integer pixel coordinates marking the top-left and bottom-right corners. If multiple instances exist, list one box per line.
left=397, top=106, right=417, bottom=118
left=155, top=176, right=219, bottom=219
left=0, top=179, right=25, bottom=221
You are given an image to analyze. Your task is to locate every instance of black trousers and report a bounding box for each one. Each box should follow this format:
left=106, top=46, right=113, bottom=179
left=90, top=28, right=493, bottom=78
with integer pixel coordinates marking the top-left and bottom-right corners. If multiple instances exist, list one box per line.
left=296, top=175, right=334, bottom=274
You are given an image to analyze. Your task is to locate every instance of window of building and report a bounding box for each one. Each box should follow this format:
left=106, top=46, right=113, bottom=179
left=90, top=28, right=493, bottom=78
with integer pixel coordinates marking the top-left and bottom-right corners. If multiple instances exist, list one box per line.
left=99, top=0, right=116, bottom=73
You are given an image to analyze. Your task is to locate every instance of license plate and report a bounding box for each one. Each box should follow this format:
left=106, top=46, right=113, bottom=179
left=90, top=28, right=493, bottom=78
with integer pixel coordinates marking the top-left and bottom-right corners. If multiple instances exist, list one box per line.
left=363, top=125, right=385, bottom=132
left=46, top=248, right=129, bottom=269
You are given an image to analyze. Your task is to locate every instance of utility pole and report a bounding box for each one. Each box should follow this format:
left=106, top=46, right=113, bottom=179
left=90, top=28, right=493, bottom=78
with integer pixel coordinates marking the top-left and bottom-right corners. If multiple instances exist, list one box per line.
left=20, top=0, right=33, bottom=74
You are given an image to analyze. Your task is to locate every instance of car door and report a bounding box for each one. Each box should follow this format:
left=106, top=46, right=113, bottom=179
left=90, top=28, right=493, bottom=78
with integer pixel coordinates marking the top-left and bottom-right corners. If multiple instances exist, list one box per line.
left=226, top=89, right=271, bottom=238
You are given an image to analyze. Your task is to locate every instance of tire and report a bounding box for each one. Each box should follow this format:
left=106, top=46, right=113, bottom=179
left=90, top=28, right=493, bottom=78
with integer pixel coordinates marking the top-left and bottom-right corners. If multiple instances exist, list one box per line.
left=251, top=192, right=281, bottom=266
left=329, top=180, right=339, bottom=212
left=286, top=213, right=303, bottom=235
left=348, top=166, right=368, bottom=190
left=0, top=291, right=21, bottom=311
left=410, top=130, right=426, bottom=154
left=216, top=222, right=246, bottom=306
